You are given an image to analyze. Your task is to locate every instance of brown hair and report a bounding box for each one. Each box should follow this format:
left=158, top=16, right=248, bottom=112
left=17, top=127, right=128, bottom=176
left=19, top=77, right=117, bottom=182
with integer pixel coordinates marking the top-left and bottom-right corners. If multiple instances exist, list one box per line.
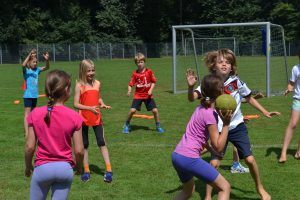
left=78, top=59, right=95, bottom=84
left=204, top=48, right=237, bottom=76
left=44, top=70, right=71, bottom=125
left=134, top=53, right=146, bottom=64
left=200, top=74, right=223, bottom=108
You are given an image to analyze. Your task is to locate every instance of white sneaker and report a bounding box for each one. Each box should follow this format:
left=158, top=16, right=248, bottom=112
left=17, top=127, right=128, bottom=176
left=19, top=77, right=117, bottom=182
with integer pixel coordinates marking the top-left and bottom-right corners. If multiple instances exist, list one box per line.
left=230, top=162, right=249, bottom=173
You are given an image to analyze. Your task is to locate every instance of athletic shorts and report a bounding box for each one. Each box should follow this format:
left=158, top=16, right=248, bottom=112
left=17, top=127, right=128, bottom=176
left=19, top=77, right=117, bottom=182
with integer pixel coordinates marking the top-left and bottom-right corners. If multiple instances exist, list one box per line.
left=172, top=152, right=219, bottom=183
left=212, top=123, right=252, bottom=160
left=292, top=99, right=300, bottom=111
left=24, top=98, right=37, bottom=108
left=131, top=98, right=157, bottom=111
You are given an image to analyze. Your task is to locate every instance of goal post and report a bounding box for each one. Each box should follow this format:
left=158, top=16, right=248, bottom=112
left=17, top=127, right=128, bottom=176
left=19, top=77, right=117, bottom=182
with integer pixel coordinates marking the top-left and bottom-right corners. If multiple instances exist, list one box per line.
left=172, top=22, right=288, bottom=97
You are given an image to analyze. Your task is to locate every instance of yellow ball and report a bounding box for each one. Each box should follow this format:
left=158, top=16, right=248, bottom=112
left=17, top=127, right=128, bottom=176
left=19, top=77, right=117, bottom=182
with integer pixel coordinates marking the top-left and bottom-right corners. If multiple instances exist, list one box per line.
left=215, top=94, right=237, bottom=115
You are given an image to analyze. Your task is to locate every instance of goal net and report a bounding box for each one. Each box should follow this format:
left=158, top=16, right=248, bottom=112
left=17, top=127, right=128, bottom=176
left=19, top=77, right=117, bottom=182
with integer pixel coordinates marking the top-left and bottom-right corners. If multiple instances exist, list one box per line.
left=172, top=22, right=288, bottom=97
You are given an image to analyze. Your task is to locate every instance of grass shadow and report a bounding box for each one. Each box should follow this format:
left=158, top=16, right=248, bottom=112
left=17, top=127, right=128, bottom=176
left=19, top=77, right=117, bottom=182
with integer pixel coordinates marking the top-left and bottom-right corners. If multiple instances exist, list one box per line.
left=265, top=147, right=295, bottom=159
left=89, top=164, right=104, bottom=175
left=230, top=186, right=259, bottom=200
left=130, top=125, right=151, bottom=132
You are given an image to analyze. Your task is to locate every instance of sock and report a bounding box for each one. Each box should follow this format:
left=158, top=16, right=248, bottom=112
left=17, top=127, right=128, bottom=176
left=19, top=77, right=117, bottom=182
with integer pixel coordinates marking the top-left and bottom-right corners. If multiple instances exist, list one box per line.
left=106, top=163, right=112, bottom=172
left=233, top=161, right=239, bottom=166
left=156, top=122, right=161, bottom=127
left=125, top=121, right=130, bottom=126
left=84, top=164, right=90, bottom=173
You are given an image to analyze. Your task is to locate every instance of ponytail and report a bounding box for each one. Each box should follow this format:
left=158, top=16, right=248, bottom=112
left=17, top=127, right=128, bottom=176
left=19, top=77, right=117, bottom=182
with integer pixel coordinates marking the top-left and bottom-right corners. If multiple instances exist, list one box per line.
left=44, top=95, right=54, bottom=125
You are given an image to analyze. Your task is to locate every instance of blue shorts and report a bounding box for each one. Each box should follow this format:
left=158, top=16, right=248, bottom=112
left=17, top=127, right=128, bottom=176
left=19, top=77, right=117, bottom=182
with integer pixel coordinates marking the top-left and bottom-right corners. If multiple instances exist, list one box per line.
left=212, top=123, right=252, bottom=160
left=131, top=98, right=157, bottom=111
left=24, top=98, right=37, bottom=108
left=292, top=99, right=300, bottom=111
left=172, top=152, right=219, bottom=183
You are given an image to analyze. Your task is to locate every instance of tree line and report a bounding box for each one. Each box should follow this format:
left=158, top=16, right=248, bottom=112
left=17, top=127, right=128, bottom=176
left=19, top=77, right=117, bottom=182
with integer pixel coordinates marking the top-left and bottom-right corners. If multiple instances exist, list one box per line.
left=0, top=0, right=299, bottom=45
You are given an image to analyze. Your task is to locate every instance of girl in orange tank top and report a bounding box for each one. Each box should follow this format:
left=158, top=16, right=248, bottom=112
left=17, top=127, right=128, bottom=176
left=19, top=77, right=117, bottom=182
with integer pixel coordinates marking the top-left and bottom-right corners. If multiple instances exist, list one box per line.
left=74, top=59, right=113, bottom=183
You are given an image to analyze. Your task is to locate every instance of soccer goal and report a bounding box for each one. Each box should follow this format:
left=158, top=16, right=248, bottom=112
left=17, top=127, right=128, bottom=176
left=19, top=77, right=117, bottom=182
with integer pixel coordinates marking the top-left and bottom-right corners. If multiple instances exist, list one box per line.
left=172, top=22, right=288, bottom=97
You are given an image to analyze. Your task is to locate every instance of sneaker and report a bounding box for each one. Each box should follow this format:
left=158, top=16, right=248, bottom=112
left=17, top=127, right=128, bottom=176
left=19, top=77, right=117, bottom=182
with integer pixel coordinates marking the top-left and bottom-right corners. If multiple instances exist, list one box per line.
left=122, top=124, right=130, bottom=134
left=81, top=172, right=90, bottom=182
left=104, top=171, right=113, bottom=183
left=230, top=162, right=249, bottom=173
left=156, top=126, right=165, bottom=133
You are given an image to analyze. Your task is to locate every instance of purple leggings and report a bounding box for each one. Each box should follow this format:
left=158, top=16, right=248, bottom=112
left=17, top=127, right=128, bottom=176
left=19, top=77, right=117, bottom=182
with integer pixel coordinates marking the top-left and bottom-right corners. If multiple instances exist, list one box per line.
left=172, top=152, right=219, bottom=183
left=30, top=162, right=73, bottom=200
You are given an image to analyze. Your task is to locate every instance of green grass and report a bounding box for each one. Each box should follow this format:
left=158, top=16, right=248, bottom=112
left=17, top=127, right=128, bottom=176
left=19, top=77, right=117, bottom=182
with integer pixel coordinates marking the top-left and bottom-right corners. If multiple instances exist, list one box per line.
left=0, top=56, right=299, bottom=199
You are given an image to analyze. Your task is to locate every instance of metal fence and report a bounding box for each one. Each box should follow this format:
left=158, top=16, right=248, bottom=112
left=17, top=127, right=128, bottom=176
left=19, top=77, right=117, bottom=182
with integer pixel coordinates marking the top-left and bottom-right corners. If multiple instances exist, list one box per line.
left=0, top=41, right=298, bottom=64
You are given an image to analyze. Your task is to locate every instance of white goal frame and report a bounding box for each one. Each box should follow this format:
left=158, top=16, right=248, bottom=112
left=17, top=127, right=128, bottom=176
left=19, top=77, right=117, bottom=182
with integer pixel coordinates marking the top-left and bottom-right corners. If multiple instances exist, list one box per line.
left=172, top=22, right=287, bottom=97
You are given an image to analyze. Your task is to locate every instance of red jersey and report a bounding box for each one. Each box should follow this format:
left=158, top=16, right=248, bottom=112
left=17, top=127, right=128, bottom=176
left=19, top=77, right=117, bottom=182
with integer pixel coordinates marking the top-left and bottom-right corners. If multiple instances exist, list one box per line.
left=79, top=81, right=102, bottom=126
left=128, top=68, right=157, bottom=99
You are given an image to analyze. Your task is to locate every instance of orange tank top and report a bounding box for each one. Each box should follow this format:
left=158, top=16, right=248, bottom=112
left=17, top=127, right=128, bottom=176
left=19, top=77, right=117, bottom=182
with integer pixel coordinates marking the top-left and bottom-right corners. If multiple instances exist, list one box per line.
left=79, top=83, right=102, bottom=126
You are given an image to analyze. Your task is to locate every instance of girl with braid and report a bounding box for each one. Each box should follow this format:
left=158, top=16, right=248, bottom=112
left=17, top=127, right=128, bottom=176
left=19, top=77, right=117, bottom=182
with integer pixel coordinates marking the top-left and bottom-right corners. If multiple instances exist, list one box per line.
left=25, top=70, right=84, bottom=200
left=74, top=59, right=113, bottom=183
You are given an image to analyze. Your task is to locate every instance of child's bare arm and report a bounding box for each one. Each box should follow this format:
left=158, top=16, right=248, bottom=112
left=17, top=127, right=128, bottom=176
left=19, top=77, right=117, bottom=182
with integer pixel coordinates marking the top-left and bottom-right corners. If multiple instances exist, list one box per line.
left=73, top=82, right=99, bottom=114
left=186, top=69, right=199, bottom=101
left=285, top=82, right=294, bottom=96
left=246, top=96, right=281, bottom=118
left=127, top=85, right=132, bottom=96
left=148, top=83, right=155, bottom=96
left=40, top=52, right=50, bottom=71
left=22, top=49, right=36, bottom=67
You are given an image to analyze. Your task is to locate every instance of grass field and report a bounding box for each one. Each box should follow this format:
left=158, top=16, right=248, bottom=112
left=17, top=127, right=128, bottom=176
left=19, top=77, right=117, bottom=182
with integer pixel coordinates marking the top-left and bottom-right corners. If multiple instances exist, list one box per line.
left=0, top=56, right=300, bottom=199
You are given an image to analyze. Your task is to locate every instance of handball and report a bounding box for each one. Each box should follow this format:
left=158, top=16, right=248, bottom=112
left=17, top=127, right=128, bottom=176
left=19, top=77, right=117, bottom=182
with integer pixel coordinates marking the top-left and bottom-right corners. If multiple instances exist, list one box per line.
left=215, top=94, right=237, bottom=115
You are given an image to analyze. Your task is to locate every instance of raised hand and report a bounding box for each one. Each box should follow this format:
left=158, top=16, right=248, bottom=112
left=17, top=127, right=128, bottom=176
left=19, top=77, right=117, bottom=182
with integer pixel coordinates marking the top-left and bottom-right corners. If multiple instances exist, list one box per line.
left=186, top=68, right=197, bottom=87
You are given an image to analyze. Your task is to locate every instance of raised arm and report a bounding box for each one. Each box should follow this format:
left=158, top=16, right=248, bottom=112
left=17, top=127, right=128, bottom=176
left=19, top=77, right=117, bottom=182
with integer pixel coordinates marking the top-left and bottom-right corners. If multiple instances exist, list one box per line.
left=73, top=82, right=99, bottom=114
left=24, top=126, right=36, bottom=177
left=208, top=111, right=231, bottom=153
left=40, top=52, right=50, bottom=71
left=22, top=49, right=36, bottom=67
left=186, top=69, right=200, bottom=102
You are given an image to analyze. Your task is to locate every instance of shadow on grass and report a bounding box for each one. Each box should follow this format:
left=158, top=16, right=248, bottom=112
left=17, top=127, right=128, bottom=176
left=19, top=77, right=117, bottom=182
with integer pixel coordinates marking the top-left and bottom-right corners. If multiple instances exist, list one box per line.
left=230, top=186, right=259, bottom=200
left=130, top=125, right=152, bottom=132
left=165, top=179, right=259, bottom=200
left=265, top=147, right=295, bottom=159
left=89, top=164, right=104, bottom=175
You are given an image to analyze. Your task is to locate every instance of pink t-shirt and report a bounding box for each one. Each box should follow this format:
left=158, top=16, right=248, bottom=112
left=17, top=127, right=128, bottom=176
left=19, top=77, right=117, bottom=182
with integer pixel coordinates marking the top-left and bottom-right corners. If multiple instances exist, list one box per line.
left=27, top=105, right=83, bottom=167
left=174, top=106, right=217, bottom=158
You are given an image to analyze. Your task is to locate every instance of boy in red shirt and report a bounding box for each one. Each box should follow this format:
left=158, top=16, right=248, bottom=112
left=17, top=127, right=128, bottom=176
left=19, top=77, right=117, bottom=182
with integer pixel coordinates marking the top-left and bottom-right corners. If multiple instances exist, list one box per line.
left=123, top=53, right=164, bottom=134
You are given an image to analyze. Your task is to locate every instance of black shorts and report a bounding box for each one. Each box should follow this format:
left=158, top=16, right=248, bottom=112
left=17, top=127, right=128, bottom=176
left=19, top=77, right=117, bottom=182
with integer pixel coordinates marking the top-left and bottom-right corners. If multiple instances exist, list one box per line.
left=212, top=123, right=252, bottom=160
left=82, top=125, right=106, bottom=148
left=23, top=98, right=37, bottom=108
left=131, top=98, right=157, bottom=111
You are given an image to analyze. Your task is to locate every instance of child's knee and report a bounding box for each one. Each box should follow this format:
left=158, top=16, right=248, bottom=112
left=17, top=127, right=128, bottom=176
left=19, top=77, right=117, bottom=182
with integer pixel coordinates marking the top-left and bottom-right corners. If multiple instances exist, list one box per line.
left=152, top=108, right=158, bottom=114
left=245, top=155, right=255, bottom=165
left=130, top=108, right=136, bottom=114
left=210, top=159, right=220, bottom=169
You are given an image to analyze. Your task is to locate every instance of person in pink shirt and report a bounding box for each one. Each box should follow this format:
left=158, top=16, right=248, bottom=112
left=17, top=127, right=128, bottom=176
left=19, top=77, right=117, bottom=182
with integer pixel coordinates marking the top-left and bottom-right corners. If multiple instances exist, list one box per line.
left=24, top=70, right=84, bottom=200
left=172, top=74, right=232, bottom=200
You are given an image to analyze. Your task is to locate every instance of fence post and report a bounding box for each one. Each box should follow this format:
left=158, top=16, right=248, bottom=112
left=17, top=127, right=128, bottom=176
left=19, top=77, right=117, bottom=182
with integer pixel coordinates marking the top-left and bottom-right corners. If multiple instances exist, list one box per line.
left=52, top=44, right=56, bottom=62
left=36, top=44, right=39, bottom=59
left=68, top=44, right=71, bottom=62
left=134, top=44, right=136, bottom=56
left=83, top=43, right=86, bottom=60
left=109, top=43, right=112, bottom=60
left=96, top=43, right=99, bottom=60
left=122, top=43, right=125, bottom=59
left=0, top=46, right=2, bottom=64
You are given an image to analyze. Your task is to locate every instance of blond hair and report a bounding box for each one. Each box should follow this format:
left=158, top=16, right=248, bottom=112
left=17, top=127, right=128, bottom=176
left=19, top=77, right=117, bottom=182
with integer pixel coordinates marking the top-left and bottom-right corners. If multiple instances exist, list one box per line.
left=78, top=59, right=95, bottom=84
left=134, top=53, right=146, bottom=64
left=204, top=48, right=237, bottom=76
